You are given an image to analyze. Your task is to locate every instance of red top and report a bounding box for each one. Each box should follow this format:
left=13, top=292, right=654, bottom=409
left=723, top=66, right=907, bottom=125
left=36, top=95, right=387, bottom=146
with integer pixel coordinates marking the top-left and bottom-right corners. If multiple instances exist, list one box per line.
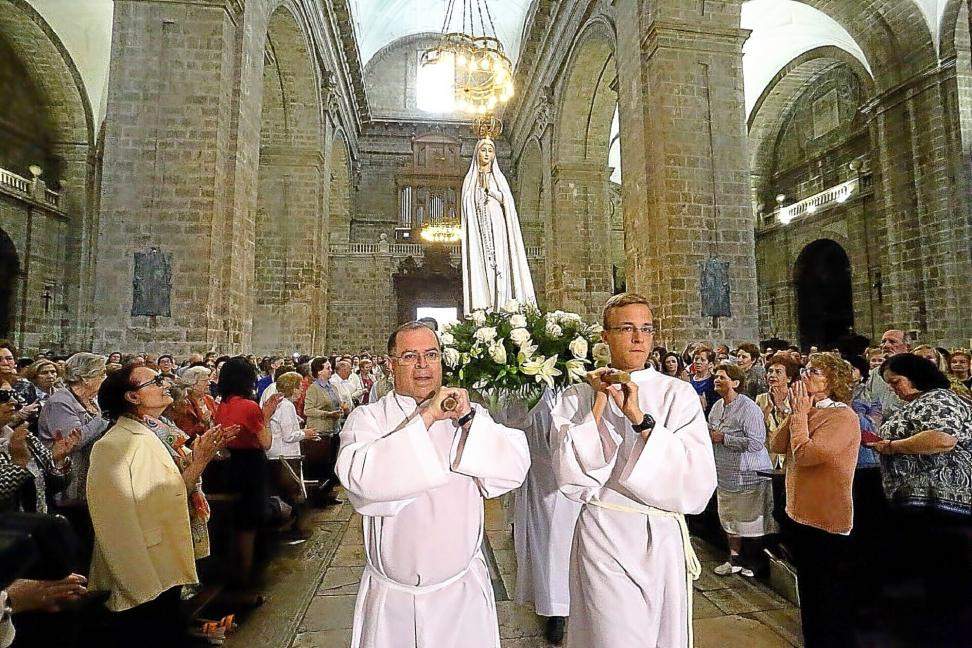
left=216, top=395, right=265, bottom=450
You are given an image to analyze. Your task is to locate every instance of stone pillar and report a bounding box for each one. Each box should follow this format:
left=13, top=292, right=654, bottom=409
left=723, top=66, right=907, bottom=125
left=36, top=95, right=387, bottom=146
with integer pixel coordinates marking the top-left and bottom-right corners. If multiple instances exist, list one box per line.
left=253, top=146, right=325, bottom=354
left=614, top=0, right=758, bottom=347
left=93, top=0, right=259, bottom=355
left=547, top=162, right=613, bottom=321
left=864, top=69, right=972, bottom=347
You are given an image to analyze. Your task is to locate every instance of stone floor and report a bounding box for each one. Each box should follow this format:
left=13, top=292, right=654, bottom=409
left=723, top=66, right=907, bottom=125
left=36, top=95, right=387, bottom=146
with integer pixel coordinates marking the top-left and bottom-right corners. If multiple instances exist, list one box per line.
left=225, top=491, right=802, bottom=647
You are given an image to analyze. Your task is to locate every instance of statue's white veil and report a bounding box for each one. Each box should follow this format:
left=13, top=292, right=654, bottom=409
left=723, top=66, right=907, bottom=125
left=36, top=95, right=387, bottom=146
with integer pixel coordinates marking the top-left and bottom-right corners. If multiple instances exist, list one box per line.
left=460, top=138, right=537, bottom=314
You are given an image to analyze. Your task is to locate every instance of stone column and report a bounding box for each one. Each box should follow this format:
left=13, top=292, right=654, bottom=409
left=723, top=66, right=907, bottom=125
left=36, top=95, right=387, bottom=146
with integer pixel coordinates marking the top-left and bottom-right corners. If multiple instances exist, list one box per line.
left=253, top=146, right=325, bottom=354
left=864, top=68, right=972, bottom=347
left=614, top=0, right=758, bottom=347
left=547, top=162, right=614, bottom=321
left=93, top=0, right=259, bottom=355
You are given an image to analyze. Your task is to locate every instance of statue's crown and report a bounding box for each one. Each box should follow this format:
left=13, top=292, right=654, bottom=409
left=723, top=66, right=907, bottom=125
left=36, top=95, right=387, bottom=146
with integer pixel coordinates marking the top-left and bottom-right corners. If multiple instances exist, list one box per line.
left=475, top=115, right=503, bottom=139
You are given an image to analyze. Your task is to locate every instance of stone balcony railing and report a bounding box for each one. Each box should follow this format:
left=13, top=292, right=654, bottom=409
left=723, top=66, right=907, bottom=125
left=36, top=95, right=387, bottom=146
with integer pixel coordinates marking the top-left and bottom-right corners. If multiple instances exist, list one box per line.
left=0, top=166, right=62, bottom=211
left=329, top=240, right=544, bottom=260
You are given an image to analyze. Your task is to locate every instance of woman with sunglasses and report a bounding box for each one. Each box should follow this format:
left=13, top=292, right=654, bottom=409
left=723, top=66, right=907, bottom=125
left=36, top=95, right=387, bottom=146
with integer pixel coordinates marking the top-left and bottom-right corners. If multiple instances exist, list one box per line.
left=767, top=353, right=860, bottom=648
left=86, top=364, right=200, bottom=647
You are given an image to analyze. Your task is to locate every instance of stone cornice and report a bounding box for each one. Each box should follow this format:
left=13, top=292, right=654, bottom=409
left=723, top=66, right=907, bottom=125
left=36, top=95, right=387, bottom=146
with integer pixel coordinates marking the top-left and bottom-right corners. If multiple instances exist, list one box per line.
left=861, top=61, right=958, bottom=118
left=641, top=21, right=750, bottom=57
left=551, top=161, right=612, bottom=182
left=259, top=145, right=326, bottom=168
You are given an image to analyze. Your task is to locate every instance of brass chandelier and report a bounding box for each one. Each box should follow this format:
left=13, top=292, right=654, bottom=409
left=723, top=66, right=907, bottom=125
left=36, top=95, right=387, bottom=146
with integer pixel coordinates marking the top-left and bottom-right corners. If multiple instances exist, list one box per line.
left=420, top=0, right=514, bottom=115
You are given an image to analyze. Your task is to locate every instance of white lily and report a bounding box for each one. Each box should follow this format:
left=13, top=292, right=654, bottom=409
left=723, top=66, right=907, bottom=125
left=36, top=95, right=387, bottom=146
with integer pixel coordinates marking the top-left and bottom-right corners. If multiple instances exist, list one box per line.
left=443, top=347, right=461, bottom=368
left=521, top=354, right=562, bottom=389
left=568, top=336, right=588, bottom=360
left=565, top=359, right=587, bottom=382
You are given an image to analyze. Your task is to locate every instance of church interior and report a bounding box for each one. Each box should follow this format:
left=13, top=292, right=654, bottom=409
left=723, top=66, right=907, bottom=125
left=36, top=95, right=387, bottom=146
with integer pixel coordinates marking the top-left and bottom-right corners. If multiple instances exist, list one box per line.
left=0, top=1, right=970, bottom=647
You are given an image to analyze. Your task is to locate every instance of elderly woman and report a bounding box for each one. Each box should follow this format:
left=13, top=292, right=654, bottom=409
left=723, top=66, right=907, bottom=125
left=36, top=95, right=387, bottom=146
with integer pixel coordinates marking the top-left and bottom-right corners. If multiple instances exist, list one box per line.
left=867, top=353, right=971, bottom=642
left=735, top=343, right=767, bottom=399
left=948, top=348, right=970, bottom=389
left=708, top=363, right=776, bottom=578
left=269, top=372, right=318, bottom=537
left=756, top=354, right=801, bottom=467
left=22, top=359, right=60, bottom=401
left=767, top=352, right=860, bottom=648
left=86, top=364, right=198, bottom=646
left=303, top=357, right=347, bottom=506
left=166, top=366, right=217, bottom=438
left=914, top=344, right=972, bottom=401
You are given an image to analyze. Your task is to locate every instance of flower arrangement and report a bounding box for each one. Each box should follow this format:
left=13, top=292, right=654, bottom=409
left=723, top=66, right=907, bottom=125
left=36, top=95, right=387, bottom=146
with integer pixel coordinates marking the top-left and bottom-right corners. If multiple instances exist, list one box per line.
left=441, top=300, right=610, bottom=406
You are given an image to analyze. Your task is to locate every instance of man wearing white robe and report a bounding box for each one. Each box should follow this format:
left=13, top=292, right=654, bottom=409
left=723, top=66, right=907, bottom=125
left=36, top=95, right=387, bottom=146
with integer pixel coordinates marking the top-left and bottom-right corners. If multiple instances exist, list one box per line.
left=337, top=322, right=531, bottom=648
left=551, top=293, right=717, bottom=647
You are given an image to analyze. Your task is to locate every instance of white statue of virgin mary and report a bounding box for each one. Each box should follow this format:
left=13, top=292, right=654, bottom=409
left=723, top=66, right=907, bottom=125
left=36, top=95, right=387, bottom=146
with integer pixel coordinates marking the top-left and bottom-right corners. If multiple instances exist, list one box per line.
left=461, top=138, right=537, bottom=315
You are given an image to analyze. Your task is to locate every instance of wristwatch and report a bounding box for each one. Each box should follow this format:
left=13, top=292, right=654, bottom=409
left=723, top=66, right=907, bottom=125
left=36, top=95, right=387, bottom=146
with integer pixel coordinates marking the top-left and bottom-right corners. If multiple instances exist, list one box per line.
left=457, top=409, right=476, bottom=428
left=632, top=413, right=656, bottom=434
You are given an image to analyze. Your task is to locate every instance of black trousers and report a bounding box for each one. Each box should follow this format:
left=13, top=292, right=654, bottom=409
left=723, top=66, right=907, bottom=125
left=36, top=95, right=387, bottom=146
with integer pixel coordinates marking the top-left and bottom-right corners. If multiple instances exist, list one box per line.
left=784, top=517, right=856, bottom=648
left=107, top=586, right=187, bottom=648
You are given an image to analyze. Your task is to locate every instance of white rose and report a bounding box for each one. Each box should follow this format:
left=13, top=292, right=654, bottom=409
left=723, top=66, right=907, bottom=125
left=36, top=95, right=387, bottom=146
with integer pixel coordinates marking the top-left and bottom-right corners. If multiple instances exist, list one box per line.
left=587, top=323, right=604, bottom=335
left=544, top=320, right=563, bottom=338
left=561, top=312, right=583, bottom=324
left=509, top=327, right=532, bottom=347
left=509, top=314, right=527, bottom=329
left=592, top=342, right=612, bottom=366
left=568, top=336, right=588, bottom=360
left=473, top=327, right=497, bottom=343
left=439, top=332, right=455, bottom=346
left=501, top=299, right=520, bottom=313
left=565, top=359, right=588, bottom=382
left=443, top=347, right=461, bottom=368
left=489, top=341, right=508, bottom=365
left=471, top=310, right=487, bottom=326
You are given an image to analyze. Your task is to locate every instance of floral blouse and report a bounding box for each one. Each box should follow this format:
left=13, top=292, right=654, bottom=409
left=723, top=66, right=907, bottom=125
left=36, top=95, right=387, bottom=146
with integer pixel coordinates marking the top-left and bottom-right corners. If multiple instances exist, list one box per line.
left=879, top=388, right=972, bottom=517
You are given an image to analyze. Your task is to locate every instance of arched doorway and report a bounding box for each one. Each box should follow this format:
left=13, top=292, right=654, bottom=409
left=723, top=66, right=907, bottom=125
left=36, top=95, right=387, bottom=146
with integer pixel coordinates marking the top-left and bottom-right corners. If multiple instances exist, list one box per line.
left=0, top=230, right=19, bottom=338
left=795, top=239, right=853, bottom=349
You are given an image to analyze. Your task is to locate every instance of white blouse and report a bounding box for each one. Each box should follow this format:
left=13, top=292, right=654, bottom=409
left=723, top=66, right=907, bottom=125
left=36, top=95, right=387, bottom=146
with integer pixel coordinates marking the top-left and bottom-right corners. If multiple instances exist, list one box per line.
left=268, top=398, right=304, bottom=459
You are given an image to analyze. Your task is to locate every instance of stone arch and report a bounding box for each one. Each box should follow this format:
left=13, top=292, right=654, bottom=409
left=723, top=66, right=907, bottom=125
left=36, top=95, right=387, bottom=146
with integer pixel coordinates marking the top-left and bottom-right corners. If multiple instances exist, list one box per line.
left=938, top=0, right=967, bottom=60
left=794, top=238, right=854, bottom=349
left=0, top=0, right=94, bottom=153
left=554, top=19, right=617, bottom=165
left=515, top=136, right=543, bottom=246
left=796, top=0, right=936, bottom=90
left=0, top=228, right=19, bottom=339
left=329, top=128, right=352, bottom=243
left=748, top=47, right=875, bottom=208
left=942, top=0, right=972, bottom=159
left=254, top=2, right=326, bottom=354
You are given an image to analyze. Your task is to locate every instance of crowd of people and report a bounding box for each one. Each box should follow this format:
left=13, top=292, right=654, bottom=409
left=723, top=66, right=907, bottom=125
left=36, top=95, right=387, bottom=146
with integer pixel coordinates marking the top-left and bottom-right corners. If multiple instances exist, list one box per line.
left=646, top=330, right=971, bottom=647
left=0, top=322, right=969, bottom=647
left=0, top=342, right=391, bottom=647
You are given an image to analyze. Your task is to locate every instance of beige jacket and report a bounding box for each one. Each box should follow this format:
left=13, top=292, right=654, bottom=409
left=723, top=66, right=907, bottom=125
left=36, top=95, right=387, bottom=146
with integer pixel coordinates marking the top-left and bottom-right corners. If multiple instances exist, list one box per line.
left=86, top=416, right=198, bottom=611
left=304, top=381, right=343, bottom=435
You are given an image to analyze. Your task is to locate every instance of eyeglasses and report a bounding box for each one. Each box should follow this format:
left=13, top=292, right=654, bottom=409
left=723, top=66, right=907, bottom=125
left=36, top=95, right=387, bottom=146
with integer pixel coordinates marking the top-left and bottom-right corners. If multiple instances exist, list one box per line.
left=605, top=324, right=655, bottom=336
left=131, top=373, right=171, bottom=391
left=391, top=350, right=441, bottom=365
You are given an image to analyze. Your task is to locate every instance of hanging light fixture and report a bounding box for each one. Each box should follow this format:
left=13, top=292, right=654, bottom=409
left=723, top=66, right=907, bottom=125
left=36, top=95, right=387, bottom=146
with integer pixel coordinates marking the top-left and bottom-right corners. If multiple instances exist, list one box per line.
left=420, top=0, right=514, bottom=116
left=420, top=205, right=462, bottom=244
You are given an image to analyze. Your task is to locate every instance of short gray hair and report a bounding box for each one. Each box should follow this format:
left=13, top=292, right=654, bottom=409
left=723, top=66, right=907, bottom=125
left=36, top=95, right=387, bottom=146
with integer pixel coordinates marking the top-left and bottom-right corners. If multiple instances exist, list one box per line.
left=64, top=353, right=106, bottom=384
left=178, top=365, right=213, bottom=387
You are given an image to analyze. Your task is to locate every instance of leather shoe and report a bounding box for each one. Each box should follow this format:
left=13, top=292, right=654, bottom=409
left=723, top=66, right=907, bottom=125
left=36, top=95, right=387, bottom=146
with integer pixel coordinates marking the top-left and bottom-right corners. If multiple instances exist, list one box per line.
left=544, top=616, right=566, bottom=645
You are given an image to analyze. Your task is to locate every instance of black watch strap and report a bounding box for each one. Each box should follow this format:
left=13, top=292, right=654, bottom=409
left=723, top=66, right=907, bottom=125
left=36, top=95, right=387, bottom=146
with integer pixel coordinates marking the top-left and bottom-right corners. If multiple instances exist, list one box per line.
left=632, top=413, right=656, bottom=433
left=457, top=409, right=476, bottom=428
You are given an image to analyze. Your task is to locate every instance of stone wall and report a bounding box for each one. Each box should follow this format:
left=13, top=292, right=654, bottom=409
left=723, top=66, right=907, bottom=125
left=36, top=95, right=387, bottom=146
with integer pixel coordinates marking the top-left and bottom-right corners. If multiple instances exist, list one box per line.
left=0, top=37, right=54, bottom=182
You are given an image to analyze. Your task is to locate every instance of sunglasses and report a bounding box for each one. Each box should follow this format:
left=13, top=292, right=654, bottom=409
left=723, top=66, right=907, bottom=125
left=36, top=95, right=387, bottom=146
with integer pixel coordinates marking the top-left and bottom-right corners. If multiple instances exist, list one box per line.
left=131, top=374, right=171, bottom=391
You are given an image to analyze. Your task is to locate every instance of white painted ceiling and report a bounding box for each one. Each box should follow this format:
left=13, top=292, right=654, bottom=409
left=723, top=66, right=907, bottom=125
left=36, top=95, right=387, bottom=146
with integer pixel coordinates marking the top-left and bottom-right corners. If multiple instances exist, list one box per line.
left=349, top=0, right=533, bottom=67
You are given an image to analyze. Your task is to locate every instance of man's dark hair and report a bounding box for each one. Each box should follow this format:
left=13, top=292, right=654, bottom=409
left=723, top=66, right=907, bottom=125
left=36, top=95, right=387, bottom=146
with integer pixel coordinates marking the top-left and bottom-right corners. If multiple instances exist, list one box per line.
left=158, top=354, right=174, bottom=363
left=16, top=357, right=33, bottom=371
left=98, top=363, right=142, bottom=421
left=715, top=362, right=746, bottom=391
left=881, top=353, right=951, bottom=392
left=217, top=356, right=258, bottom=400
left=387, top=321, right=440, bottom=355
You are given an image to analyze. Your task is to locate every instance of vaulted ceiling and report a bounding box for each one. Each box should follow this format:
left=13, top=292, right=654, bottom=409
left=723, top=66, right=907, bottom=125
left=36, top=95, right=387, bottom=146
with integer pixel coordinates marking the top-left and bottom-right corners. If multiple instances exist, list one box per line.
left=348, top=0, right=533, bottom=66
